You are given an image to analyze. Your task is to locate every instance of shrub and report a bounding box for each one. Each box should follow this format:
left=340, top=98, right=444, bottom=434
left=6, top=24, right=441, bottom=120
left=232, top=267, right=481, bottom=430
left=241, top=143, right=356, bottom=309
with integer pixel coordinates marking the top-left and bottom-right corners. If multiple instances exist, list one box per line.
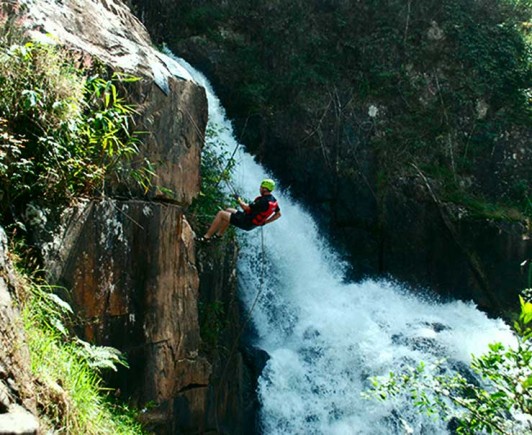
left=0, top=28, right=152, bottom=227
left=368, top=295, right=532, bottom=434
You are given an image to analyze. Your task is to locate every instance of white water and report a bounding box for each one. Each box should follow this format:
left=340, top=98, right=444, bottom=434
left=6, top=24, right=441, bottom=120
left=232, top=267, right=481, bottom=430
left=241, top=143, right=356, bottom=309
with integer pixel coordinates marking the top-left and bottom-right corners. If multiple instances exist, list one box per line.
left=169, top=53, right=515, bottom=434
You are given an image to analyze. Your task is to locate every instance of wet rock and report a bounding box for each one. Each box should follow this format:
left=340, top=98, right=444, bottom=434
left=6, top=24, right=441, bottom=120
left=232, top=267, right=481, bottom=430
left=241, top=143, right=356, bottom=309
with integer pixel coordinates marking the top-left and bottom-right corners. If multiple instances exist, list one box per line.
left=20, top=0, right=189, bottom=92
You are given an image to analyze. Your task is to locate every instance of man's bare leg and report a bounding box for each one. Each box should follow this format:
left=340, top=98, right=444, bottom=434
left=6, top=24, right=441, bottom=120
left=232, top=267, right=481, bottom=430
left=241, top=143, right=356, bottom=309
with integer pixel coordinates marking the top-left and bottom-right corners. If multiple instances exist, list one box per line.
left=204, top=210, right=232, bottom=238
left=216, top=208, right=238, bottom=236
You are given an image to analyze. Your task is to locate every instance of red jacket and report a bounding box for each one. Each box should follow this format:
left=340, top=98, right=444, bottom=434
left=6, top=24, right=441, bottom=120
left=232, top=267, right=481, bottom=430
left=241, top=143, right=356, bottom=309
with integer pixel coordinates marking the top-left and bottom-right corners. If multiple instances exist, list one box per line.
left=246, top=194, right=280, bottom=226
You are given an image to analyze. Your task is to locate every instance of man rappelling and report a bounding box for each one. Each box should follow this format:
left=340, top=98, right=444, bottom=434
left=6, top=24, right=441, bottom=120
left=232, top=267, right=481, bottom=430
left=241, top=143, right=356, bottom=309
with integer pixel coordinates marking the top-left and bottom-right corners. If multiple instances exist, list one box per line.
left=196, top=179, right=282, bottom=242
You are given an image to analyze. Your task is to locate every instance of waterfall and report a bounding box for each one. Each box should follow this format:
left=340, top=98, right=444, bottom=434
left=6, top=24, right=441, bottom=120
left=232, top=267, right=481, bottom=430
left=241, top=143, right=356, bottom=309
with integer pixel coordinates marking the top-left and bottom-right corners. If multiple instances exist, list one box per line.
left=167, top=52, right=514, bottom=434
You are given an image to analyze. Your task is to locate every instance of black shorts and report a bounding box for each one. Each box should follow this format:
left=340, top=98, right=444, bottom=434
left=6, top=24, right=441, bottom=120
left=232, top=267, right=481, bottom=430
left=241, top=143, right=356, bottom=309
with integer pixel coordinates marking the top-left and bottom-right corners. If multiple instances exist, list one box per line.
left=230, top=211, right=256, bottom=231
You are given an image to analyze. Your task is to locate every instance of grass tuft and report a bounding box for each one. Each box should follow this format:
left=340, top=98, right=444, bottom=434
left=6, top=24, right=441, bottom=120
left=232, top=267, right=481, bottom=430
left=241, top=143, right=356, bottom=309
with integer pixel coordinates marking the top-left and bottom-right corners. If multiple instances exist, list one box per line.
left=18, top=275, right=147, bottom=434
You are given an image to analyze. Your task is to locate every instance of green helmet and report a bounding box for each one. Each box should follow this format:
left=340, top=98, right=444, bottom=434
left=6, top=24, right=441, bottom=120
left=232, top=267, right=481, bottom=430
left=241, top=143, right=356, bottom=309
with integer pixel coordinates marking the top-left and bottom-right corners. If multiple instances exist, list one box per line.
left=261, top=178, right=275, bottom=192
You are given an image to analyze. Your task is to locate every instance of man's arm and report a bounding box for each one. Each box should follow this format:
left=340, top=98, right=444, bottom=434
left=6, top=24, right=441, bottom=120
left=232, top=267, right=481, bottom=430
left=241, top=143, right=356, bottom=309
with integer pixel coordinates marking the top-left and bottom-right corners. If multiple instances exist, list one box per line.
left=236, top=196, right=251, bottom=213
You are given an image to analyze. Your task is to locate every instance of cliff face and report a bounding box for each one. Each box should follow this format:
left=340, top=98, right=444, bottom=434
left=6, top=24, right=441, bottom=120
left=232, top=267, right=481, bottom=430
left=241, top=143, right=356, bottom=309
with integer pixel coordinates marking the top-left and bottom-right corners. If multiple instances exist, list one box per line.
left=130, top=0, right=531, bottom=316
left=43, top=200, right=207, bottom=431
left=196, top=240, right=259, bottom=434
left=131, top=78, right=206, bottom=204
left=6, top=0, right=244, bottom=433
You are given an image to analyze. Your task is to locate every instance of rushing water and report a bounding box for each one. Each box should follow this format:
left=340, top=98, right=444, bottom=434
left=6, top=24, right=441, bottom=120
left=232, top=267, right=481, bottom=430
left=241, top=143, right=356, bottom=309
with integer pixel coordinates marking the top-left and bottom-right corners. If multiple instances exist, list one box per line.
left=168, top=52, right=514, bottom=434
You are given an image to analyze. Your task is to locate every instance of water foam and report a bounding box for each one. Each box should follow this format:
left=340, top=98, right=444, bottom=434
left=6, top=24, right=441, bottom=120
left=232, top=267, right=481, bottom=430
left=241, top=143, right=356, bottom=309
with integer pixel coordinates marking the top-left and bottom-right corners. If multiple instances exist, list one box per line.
left=170, top=53, right=514, bottom=434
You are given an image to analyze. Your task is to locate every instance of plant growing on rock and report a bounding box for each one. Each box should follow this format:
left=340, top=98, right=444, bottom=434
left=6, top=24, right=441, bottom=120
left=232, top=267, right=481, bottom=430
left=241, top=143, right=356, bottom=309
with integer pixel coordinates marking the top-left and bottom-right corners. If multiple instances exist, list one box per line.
left=367, top=295, right=532, bottom=434
left=19, top=274, right=145, bottom=434
left=0, top=27, right=153, bottom=229
left=190, top=123, right=238, bottom=227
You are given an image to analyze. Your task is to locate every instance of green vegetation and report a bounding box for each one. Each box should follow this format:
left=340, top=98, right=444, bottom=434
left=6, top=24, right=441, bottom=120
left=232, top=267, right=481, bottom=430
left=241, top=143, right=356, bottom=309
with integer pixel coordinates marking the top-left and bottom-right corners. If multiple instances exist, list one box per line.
left=419, top=162, right=527, bottom=221
left=368, top=294, right=532, bottom=434
left=189, top=123, right=237, bottom=354
left=16, top=266, right=146, bottom=434
left=165, top=0, right=531, bottom=220
left=0, top=22, right=153, bottom=230
left=198, top=300, right=227, bottom=353
left=0, top=14, right=150, bottom=433
left=189, top=123, right=238, bottom=228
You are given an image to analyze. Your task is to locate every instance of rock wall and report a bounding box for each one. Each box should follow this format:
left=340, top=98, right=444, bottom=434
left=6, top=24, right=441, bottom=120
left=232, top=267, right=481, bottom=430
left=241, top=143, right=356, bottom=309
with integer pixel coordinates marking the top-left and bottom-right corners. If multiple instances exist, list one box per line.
left=9, top=0, right=247, bottom=433
left=126, top=77, right=206, bottom=204
left=380, top=180, right=531, bottom=313
left=44, top=200, right=210, bottom=433
left=0, top=228, right=39, bottom=434
left=196, top=240, right=259, bottom=434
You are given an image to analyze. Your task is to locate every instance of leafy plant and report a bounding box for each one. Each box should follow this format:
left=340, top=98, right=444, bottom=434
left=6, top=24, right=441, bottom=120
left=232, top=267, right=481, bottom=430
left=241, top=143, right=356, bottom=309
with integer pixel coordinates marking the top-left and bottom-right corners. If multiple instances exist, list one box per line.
left=190, top=123, right=238, bottom=226
left=0, top=32, right=154, bottom=226
left=19, top=277, right=146, bottom=434
left=81, top=72, right=152, bottom=194
left=368, top=295, right=532, bottom=434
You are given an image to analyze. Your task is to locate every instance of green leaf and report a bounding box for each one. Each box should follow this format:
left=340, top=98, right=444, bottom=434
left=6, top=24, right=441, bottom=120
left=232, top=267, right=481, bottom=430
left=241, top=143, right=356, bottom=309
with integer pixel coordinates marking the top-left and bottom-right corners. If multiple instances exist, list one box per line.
left=520, top=296, right=532, bottom=325
left=46, top=292, right=74, bottom=314
left=523, top=375, right=532, bottom=389
left=21, top=89, right=40, bottom=108
left=487, top=342, right=504, bottom=352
